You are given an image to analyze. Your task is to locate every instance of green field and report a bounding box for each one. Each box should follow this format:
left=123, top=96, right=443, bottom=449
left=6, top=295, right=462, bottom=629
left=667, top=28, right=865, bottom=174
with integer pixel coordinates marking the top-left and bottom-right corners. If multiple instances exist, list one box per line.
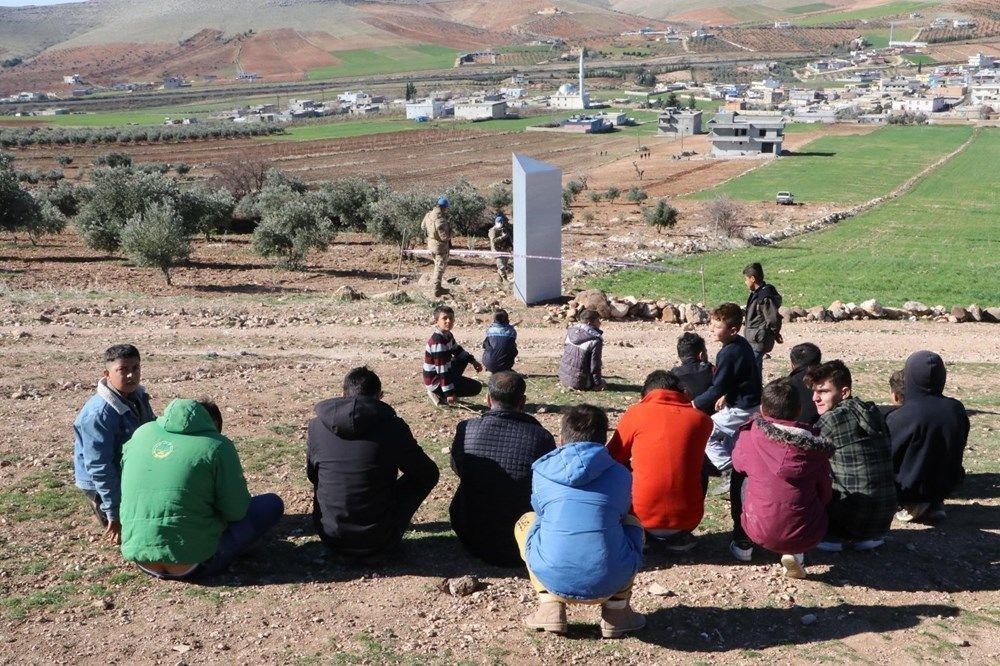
left=691, top=125, right=972, bottom=204
left=306, top=45, right=458, bottom=80
left=271, top=112, right=573, bottom=142
left=903, top=53, right=937, bottom=65
left=864, top=29, right=893, bottom=48
left=794, top=1, right=932, bottom=26
left=593, top=128, right=1000, bottom=307
left=786, top=2, right=834, bottom=14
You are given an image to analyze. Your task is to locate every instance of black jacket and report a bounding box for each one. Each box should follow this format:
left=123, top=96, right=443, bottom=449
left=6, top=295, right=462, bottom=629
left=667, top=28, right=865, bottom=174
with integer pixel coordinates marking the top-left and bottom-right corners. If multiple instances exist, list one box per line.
left=671, top=358, right=715, bottom=409
left=450, top=409, right=555, bottom=566
left=788, top=364, right=820, bottom=425
left=693, top=335, right=762, bottom=413
left=887, top=351, right=969, bottom=503
left=307, top=396, right=439, bottom=551
left=482, top=323, right=518, bottom=372
left=744, top=283, right=783, bottom=354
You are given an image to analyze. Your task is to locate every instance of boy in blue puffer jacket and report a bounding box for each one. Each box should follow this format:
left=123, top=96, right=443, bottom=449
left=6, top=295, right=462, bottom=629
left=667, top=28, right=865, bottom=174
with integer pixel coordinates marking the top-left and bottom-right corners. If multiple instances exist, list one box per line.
left=481, top=309, right=518, bottom=372
left=514, top=404, right=645, bottom=638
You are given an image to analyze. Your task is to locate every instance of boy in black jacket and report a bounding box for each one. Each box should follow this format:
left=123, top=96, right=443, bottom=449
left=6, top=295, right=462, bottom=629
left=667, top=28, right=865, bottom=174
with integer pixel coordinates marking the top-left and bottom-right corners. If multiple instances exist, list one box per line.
left=482, top=309, right=518, bottom=372
left=743, top=262, right=783, bottom=376
left=307, top=367, right=439, bottom=562
left=671, top=332, right=714, bottom=405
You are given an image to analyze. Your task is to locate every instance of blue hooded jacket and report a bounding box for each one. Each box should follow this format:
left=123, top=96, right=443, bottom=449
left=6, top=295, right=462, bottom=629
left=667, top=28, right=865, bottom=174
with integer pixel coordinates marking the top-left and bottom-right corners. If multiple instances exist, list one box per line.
left=526, top=442, right=644, bottom=600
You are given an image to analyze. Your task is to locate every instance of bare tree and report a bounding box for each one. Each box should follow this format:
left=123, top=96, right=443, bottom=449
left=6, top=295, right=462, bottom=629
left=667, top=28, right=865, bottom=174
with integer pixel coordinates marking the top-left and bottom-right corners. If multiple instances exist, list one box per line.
left=704, top=195, right=743, bottom=238
left=210, top=154, right=272, bottom=200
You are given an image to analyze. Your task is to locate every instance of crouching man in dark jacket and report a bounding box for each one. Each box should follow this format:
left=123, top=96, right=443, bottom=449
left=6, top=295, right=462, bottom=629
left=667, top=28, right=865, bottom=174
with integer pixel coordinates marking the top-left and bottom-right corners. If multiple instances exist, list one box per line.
left=307, top=366, right=439, bottom=562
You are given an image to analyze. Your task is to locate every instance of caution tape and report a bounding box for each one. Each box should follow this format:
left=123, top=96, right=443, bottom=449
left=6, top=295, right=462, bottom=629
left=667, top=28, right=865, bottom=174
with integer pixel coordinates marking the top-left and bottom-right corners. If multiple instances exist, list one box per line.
left=404, top=248, right=698, bottom=274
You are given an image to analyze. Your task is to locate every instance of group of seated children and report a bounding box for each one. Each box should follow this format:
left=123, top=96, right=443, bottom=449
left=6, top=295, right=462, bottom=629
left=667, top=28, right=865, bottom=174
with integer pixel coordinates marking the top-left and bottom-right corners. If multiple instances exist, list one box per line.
left=72, top=297, right=969, bottom=637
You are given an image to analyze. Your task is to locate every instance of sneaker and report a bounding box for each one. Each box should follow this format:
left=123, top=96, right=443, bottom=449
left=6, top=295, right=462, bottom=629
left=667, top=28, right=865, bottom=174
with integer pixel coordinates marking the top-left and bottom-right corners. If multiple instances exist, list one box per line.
left=523, top=601, right=567, bottom=635
left=729, top=539, right=753, bottom=562
left=426, top=390, right=442, bottom=408
left=781, top=553, right=806, bottom=579
left=895, top=503, right=930, bottom=523
left=599, top=599, right=646, bottom=639
left=851, top=538, right=885, bottom=551
left=650, top=531, right=697, bottom=553
left=709, top=470, right=732, bottom=497
left=817, top=540, right=844, bottom=553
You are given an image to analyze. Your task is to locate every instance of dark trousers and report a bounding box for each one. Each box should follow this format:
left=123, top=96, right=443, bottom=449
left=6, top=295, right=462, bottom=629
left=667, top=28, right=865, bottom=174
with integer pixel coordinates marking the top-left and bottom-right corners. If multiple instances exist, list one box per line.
left=730, top=470, right=748, bottom=542
left=81, top=489, right=108, bottom=527
left=752, top=350, right=765, bottom=381
left=430, top=356, right=482, bottom=400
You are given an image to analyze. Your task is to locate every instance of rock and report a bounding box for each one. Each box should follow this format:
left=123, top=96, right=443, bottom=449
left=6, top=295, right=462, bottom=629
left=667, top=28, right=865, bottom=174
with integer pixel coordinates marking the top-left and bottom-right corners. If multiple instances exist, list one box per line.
left=778, top=306, right=792, bottom=321
left=903, top=301, right=931, bottom=315
left=983, top=307, right=1000, bottom=323
left=968, top=304, right=983, bottom=322
left=800, top=613, right=817, bottom=626
left=336, top=285, right=364, bottom=301
left=948, top=637, right=971, bottom=647
left=684, top=304, right=709, bottom=325
left=881, top=307, right=907, bottom=320
left=860, top=299, right=883, bottom=318
left=828, top=301, right=849, bottom=321
left=806, top=305, right=827, bottom=322
left=648, top=583, right=676, bottom=597
left=447, top=576, right=482, bottom=597
left=575, top=289, right=612, bottom=319
left=950, top=306, right=971, bottom=323
left=660, top=304, right=681, bottom=324
left=608, top=301, right=630, bottom=320
left=640, top=302, right=661, bottom=320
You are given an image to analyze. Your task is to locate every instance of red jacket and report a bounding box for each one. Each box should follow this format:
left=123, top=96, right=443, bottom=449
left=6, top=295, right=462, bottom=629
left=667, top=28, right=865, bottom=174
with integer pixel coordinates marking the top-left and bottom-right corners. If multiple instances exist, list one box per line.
left=607, top=389, right=713, bottom=531
left=733, top=415, right=834, bottom=554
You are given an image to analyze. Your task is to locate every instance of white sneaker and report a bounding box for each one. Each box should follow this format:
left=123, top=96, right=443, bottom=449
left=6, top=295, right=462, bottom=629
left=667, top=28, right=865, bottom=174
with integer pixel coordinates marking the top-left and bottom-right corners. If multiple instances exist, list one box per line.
left=729, top=539, right=753, bottom=562
left=817, top=540, right=844, bottom=552
left=781, top=553, right=806, bottom=579
left=851, top=538, right=885, bottom=551
left=895, top=503, right=930, bottom=522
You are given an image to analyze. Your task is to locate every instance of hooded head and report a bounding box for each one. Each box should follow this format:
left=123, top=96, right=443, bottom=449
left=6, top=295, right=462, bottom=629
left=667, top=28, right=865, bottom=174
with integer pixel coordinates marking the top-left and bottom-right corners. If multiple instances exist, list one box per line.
left=903, top=350, right=947, bottom=399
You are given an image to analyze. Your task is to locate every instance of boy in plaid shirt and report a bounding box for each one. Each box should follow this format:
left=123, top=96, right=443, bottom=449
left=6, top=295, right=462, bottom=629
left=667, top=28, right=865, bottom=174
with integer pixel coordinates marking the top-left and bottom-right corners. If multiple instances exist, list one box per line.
left=806, top=360, right=896, bottom=551
left=423, top=305, right=483, bottom=406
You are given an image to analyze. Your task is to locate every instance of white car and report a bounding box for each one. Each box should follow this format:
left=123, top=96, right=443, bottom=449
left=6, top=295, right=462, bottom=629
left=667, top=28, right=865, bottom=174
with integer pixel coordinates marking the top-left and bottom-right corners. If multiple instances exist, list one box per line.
left=776, top=191, right=795, bottom=205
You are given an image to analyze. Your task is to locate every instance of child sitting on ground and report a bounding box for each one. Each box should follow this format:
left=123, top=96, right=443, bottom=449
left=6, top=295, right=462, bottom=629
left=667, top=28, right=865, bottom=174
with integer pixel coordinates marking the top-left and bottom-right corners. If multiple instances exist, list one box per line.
left=671, top=332, right=715, bottom=403
left=516, top=404, right=645, bottom=638
left=880, top=369, right=905, bottom=419
left=73, top=344, right=156, bottom=544
left=424, top=305, right=483, bottom=406
left=481, top=309, right=518, bottom=373
left=732, top=378, right=833, bottom=579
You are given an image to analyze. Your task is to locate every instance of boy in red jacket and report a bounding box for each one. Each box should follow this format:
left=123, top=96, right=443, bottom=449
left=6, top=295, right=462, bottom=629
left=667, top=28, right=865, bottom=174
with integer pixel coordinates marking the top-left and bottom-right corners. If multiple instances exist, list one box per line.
left=732, top=378, right=833, bottom=579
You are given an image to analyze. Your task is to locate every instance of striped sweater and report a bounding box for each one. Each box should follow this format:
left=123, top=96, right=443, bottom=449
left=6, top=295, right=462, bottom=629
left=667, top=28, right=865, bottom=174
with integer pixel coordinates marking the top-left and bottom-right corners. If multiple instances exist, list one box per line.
left=423, top=329, right=472, bottom=394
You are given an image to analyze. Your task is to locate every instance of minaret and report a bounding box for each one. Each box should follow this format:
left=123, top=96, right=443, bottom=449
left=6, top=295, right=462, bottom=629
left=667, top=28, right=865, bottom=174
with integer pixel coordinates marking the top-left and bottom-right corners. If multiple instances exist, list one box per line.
left=578, top=48, right=586, bottom=108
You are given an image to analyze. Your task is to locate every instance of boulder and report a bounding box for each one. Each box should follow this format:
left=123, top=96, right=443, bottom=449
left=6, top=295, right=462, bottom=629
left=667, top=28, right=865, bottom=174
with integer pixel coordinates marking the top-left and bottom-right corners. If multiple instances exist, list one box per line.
left=660, top=304, right=681, bottom=324
left=860, top=299, right=884, bottom=318
left=881, top=307, right=908, bottom=321
left=447, top=576, right=482, bottom=597
left=931, top=305, right=947, bottom=317
left=903, top=301, right=931, bottom=316
left=828, top=301, right=849, bottom=321
left=685, top=304, right=709, bottom=325
left=336, top=285, right=364, bottom=302
left=969, top=304, right=983, bottom=322
left=806, top=305, right=827, bottom=322
left=575, top=289, right=612, bottom=319
left=950, top=306, right=971, bottom=323
left=608, top=300, right=630, bottom=320
left=983, top=307, right=1000, bottom=323
left=790, top=306, right=807, bottom=320
left=779, top=306, right=792, bottom=321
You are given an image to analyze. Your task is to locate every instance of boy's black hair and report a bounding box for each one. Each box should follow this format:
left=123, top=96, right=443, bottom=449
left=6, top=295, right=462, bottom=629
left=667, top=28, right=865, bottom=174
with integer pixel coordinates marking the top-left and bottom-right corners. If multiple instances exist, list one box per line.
left=641, top=370, right=684, bottom=397
left=790, top=342, right=822, bottom=369
left=433, top=305, right=455, bottom=320
left=804, top=360, right=853, bottom=390
left=579, top=309, right=600, bottom=326
left=561, top=404, right=608, bottom=445
left=676, top=332, right=707, bottom=361
left=493, top=309, right=509, bottom=325
left=197, top=399, right=223, bottom=432
left=343, top=366, right=382, bottom=398
left=742, top=262, right=764, bottom=281
left=104, top=344, right=140, bottom=363
left=761, top=378, right=800, bottom=420
left=711, top=303, right=743, bottom=330
left=889, top=369, right=905, bottom=396
left=488, top=371, right=526, bottom=410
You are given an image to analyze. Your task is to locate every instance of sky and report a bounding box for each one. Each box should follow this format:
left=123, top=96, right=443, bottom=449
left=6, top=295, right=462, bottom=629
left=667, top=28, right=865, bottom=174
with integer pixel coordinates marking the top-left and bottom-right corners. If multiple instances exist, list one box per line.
left=0, top=1, right=88, bottom=6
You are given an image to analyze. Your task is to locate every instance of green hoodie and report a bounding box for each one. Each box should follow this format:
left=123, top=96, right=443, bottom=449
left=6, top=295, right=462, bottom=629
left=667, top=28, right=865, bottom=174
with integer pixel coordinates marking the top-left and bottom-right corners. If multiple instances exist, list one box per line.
left=120, top=399, right=251, bottom=564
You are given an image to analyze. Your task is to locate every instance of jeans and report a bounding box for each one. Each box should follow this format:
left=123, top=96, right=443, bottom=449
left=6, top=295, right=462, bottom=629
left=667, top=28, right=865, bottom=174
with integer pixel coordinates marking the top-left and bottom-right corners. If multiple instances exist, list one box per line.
left=704, top=405, right=758, bottom=473
left=430, top=356, right=483, bottom=400
left=81, top=488, right=108, bottom=527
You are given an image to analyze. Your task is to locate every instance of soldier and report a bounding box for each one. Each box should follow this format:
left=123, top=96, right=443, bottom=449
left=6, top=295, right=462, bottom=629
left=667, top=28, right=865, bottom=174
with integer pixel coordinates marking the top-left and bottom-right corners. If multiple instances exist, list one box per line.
left=422, top=197, right=451, bottom=297
left=488, top=213, right=513, bottom=283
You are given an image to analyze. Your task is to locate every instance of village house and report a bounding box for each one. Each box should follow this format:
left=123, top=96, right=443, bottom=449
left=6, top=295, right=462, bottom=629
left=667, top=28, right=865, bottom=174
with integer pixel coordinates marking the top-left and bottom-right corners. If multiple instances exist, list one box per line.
left=405, top=99, right=447, bottom=120
left=657, top=107, right=702, bottom=136
left=453, top=100, right=507, bottom=121
left=707, top=111, right=785, bottom=157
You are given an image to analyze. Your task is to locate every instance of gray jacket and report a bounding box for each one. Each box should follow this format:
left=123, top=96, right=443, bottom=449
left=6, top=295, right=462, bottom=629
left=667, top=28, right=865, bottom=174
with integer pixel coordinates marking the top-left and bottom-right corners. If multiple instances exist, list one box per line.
left=744, top=283, right=783, bottom=353
left=558, top=323, right=603, bottom=390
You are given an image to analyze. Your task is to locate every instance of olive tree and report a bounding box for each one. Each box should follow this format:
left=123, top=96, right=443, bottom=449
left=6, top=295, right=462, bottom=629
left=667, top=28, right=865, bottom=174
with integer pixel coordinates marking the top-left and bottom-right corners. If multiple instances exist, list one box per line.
left=643, top=199, right=678, bottom=234
left=119, top=202, right=191, bottom=285
left=251, top=199, right=334, bottom=270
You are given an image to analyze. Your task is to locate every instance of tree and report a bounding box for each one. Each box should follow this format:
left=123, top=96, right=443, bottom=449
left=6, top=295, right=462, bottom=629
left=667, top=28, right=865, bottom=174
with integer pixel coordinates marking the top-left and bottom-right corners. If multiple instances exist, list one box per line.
left=666, top=92, right=679, bottom=108
left=687, top=94, right=696, bottom=110
left=311, top=177, right=386, bottom=231
left=604, top=186, right=620, bottom=204
left=404, top=81, right=417, bottom=101
left=120, top=202, right=190, bottom=285
left=0, top=154, right=42, bottom=240
left=588, top=190, right=603, bottom=204
left=176, top=184, right=235, bottom=240
left=41, top=180, right=81, bottom=217
left=74, top=168, right=179, bottom=253
left=211, top=154, right=272, bottom=199
left=704, top=195, right=742, bottom=238
left=626, top=185, right=648, bottom=203
left=252, top=199, right=334, bottom=270
left=643, top=199, right=678, bottom=234
left=486, top=182, right=512, bottom=215
left=443, top=179, right=488, bottom=238
left=93, top=152, right=132, bottom=168
left=56, top=154, right=73, bottom=166
left=367, top=189, right=437, bottom=248
left=30, top=200, right=68, bottom=242
left=634, top=68, right=656, bottom=87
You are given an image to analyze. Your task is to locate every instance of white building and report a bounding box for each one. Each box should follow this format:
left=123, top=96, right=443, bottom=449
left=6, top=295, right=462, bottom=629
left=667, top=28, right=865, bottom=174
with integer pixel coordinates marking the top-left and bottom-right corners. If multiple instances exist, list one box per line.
left=62, top=74, right=82, bottom=84
left=971, top=83, right=1000, bottom=105
left=549, top=50, right=590, bottom=110
left=891, top=96, right=946, bottom=113
left=338, top=91, right=370, bottom=106
left=969, top=53, right=996, bottom=69
left=707, top=112, right=785, bottom=157
left=454, top=101, right=507, bottom=121
left=405, top=100, right=446, bottom=120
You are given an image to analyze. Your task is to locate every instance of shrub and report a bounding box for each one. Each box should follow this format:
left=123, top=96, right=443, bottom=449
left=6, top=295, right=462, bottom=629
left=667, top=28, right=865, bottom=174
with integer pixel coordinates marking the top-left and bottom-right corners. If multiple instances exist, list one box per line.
left=176, top=184, right=234, bottom=239
left=41, top=180, right=81, bottom=217
left=588, top=190, right=603, bottom=203
left=626, top=186, right=648, bottom=203
left=74, top=169, right=179, bottom=254
left=120, top=202, right=191, bottom=285
left=604, top=186, right=620, bottom=204
left=251, top=199, right=334, bottom=270
left=561, top=209, right=574, bottom=226
left=643, top=199, right=678, bottom=234
left=93, top=152, right=133, bottom=168
left=704, top=195, right=743, bottom=238
left=56, top=155, right=74, bottom=166
left=0, top=154, right=42, bottom=240
left=311, top=177, right=386, bottom=231
left=29, top=200, right=69, bottom=242
left=443, top=179, right=488, bottom=238
left=486, top=182, right=512, bottom=215
left=367, top=189, right=436, bottom=248
left=174, top=162, right=192, bottom=175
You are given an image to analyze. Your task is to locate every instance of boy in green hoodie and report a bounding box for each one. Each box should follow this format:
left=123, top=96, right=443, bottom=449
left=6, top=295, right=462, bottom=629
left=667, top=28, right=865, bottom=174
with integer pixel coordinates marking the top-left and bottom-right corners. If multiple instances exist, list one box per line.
left=119, top=399, right=284, bottom=579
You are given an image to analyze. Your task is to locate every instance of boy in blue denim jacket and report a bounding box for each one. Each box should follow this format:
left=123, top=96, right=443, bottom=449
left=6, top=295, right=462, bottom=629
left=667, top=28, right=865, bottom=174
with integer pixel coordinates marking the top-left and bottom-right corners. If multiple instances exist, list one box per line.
left=73, top=344, right=155, bottom=544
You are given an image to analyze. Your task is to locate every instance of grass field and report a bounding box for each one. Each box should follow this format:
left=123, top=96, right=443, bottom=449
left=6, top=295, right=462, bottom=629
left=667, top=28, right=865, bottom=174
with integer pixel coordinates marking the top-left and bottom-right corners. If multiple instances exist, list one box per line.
left=794, top=1, right=932, bottom=26
left=864, top=29, right=893, bottom=48
left=306, top=45, right=458, bottom=80
left=690, top=125, right=972, bottom=204
left=271, top=112, right=573, bottom=141
left=593, top=128, right=999, bottom=306
left=903, top=53, right=937, bottom=65
left=786, top=2, right=835, bottom=14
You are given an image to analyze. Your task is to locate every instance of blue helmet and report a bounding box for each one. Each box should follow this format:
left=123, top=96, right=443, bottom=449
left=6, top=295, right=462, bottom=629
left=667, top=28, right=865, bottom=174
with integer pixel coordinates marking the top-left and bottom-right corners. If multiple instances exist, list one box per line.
left=437, top=197, right=449, bottom=208
left=494, top=215, right=507, bottom=225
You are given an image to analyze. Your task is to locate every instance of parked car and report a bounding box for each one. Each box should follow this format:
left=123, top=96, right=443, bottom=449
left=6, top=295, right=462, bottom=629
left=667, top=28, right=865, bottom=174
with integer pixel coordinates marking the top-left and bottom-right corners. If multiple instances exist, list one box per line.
left=776, top=191, right=795, bottom=205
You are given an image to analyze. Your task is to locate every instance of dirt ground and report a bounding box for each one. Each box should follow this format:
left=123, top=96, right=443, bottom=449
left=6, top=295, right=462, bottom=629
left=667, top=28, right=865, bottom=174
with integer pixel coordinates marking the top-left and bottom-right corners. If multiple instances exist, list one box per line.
left=1, top=225, right=998, bottom=664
